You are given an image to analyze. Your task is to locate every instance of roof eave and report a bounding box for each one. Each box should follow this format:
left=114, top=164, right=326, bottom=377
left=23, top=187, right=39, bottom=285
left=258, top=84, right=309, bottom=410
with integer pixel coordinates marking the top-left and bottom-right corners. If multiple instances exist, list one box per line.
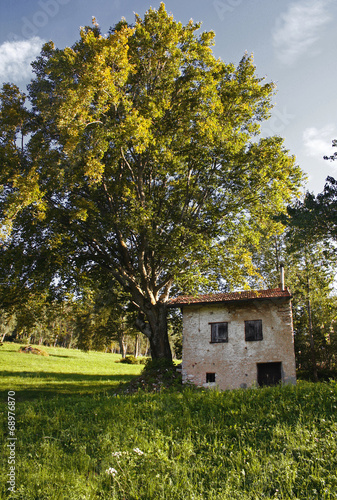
left=167, top=293, right=293, bottom=308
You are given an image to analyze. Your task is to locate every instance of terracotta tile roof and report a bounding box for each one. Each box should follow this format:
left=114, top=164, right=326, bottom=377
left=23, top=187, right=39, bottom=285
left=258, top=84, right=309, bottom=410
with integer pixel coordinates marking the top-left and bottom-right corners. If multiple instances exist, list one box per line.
left=168, top=288, right=292, bottom=307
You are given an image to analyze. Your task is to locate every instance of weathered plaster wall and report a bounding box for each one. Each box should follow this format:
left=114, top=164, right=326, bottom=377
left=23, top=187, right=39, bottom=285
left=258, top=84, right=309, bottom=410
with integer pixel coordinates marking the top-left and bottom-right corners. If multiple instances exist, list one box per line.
left=182, top=299, right=296, bottom=391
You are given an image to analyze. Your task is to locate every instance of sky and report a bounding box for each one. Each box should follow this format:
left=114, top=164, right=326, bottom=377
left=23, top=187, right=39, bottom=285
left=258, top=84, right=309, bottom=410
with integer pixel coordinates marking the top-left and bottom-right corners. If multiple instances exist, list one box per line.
left=0, top=0, right=336, bottom=194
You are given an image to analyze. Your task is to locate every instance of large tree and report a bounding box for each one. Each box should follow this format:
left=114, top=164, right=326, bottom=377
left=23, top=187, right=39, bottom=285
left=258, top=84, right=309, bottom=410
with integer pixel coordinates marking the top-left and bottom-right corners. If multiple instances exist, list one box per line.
left=0, top=4, right=303, bottom=361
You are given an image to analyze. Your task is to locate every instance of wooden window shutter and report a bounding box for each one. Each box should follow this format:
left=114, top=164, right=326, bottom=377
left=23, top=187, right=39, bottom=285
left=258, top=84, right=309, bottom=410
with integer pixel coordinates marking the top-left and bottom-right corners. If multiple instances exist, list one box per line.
left=245, top=320, right=263, bottom=341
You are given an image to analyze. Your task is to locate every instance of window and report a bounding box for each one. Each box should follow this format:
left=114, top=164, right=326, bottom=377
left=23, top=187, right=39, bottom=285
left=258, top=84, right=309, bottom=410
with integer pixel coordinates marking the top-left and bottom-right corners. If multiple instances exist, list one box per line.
left=210, top=322, right=228, bottom=343
left=257, top=362, right=282, bottom=386
left=206, top=372, right=215, bottom=383
left=245, top=320, right=263, bottom=341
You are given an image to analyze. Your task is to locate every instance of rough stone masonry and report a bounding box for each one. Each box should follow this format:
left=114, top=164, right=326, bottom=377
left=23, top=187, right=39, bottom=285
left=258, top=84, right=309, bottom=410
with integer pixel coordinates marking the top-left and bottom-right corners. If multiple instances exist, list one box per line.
left=169, top=288, right=296, bottom=391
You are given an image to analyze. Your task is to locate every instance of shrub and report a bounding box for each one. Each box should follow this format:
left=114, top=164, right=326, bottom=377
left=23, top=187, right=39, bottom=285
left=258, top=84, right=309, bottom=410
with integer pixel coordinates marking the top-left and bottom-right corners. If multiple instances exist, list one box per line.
left=120, top=355, right=141, bottom=365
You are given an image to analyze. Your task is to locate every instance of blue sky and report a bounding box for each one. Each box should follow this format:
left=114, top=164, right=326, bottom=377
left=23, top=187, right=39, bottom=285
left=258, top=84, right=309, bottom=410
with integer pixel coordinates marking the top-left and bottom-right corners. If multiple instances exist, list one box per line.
left=1, top=0, right=336, bottom=194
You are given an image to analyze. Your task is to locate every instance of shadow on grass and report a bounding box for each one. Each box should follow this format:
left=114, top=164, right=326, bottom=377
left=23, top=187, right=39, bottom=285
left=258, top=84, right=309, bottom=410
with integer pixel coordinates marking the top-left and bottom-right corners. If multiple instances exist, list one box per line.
left=48, top=354, right=78, bottom=358
left=0, top=370, right=137, bottom=401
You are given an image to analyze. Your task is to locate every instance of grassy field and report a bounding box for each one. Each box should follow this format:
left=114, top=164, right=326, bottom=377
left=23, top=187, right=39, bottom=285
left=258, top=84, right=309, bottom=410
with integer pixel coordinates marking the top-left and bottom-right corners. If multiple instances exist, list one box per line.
left=0, top=343, right=143, bottom=399
left=1, top=343, right=337, bottom=499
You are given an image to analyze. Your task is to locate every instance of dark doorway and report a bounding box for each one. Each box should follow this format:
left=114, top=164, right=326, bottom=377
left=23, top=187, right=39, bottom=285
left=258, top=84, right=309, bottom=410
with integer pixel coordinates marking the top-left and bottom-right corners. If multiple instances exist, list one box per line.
left=257, top=362, right=282, bottom=387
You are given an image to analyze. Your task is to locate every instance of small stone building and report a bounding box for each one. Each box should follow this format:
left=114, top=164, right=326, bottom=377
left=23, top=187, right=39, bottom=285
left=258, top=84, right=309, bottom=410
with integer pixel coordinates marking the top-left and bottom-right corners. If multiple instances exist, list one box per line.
left=169, top=287, right=296, bottom=390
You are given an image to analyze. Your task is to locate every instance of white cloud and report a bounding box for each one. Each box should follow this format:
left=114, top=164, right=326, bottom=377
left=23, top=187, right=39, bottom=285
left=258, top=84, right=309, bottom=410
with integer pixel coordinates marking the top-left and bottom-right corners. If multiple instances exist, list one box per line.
left=303, top=125, right=337, bottom=160
left=0, top=37, right=44, bottom=83
left=273, top=0, right=331, bottom=65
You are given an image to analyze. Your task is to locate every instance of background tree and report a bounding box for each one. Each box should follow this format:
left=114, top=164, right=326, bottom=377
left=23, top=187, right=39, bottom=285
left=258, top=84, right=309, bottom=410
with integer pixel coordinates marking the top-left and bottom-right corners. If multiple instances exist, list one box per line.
left=251, top=205, right=337, bottom=379
left=0, top=310, right=17, bottom=343
left=73, top=278, right=140, bottom=356
left=0, top=4, right=303, bottom=362
left=286, top=135, right=337, bottom=242
left=285, top=179, right=337, bottom=243
left=1, top=292, right=79, bottom=347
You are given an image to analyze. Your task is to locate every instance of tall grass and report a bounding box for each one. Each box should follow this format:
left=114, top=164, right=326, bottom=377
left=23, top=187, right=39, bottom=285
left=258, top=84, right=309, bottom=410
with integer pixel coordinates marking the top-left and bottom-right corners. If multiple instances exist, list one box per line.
left=1, top=343, right=337, bottom=499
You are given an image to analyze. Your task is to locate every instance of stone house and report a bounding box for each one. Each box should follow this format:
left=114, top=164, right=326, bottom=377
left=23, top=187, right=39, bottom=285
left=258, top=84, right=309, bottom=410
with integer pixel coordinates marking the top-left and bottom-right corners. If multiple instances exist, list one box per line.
left=169, top=286, right=296, bottom=390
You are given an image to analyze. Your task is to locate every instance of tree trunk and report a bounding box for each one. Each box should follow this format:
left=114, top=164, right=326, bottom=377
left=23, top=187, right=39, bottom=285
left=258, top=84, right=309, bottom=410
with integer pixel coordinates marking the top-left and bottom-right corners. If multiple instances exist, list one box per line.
left=145, top=303, right=172, bottom=362
left=134, top=334, right=140, bottom=358
left=119, top=332, right=127, bottom=358
left=144, top=338, right=149, bottom=357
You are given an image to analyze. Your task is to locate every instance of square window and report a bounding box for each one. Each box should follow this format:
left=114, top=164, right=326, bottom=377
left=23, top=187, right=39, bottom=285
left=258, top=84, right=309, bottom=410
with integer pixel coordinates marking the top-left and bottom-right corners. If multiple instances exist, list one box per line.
left=211, top=322, right=228, bottom=343
left=206, top=372, right=215, bottom=383
left=245, top=320, right=263, bottom=341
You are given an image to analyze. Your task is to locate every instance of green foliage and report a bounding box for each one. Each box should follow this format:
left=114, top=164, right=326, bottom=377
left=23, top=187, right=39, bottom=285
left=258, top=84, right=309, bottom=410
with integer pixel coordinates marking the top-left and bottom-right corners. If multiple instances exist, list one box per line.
left=1, top=343, right=337, bottom=499
left=287, top=176, right=337, bottom=243
left=119, top=355, right=142, bottom=364
left=2, top=292, right=82, bottom=348
left=0, top=4, right=304, bottom=360
left=283, top=191, right=337, bottom=377
left=250, top=199, right=337, bottom=376
left=0, top=310, right=16, bottom=342
left=73, top=278, right=140, bottom=353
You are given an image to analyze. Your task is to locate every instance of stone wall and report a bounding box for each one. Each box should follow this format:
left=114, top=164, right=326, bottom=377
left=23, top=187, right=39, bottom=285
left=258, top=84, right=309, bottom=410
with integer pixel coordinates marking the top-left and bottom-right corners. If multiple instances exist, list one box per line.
left=181, top=298, right=296, bottom=390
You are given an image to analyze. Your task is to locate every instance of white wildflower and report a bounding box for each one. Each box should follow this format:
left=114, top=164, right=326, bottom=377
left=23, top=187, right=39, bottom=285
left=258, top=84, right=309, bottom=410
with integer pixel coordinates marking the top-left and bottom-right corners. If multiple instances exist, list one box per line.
left=106, top=467, right=117, bottom=477
left=133, top=447, right=144, bottom=455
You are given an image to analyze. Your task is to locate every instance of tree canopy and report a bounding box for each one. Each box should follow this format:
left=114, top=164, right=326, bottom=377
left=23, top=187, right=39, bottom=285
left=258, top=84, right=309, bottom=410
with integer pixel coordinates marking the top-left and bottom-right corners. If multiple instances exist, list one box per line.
left=0, top=4, right=303, bottom=360
left=285, top=176, right=337, bottom=244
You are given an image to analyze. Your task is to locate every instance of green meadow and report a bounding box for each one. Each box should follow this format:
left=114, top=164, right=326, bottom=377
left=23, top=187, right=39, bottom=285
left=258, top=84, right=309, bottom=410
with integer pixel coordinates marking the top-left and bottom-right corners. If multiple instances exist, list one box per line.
left=1, top=343, right=337, bottom=499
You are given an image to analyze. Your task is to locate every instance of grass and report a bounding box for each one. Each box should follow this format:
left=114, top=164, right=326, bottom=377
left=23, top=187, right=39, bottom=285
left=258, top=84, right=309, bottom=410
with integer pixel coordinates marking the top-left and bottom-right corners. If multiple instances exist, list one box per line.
left=0, top=342, right=144, bottom=400
left=1, top=343, right=337, bottom=499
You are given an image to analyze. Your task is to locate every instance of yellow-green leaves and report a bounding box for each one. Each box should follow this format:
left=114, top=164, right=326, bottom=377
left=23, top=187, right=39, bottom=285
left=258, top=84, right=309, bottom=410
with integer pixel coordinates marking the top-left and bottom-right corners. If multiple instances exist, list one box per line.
left=0, top=5, right=305, bottom=312
left=32, top=23, right=134, bottom=184
left=1, top=168, right=46, bottom=242
left=0, top=84, right=43, bottom=241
